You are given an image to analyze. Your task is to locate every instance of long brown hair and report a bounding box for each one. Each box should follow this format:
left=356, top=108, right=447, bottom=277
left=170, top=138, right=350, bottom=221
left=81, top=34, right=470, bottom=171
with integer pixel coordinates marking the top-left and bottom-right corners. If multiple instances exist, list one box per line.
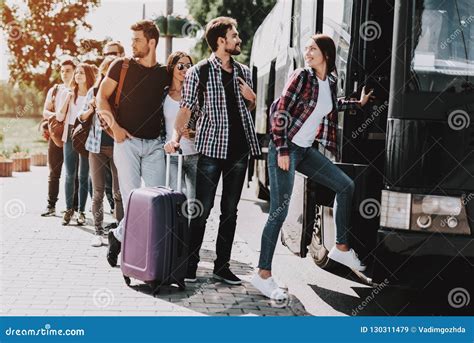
left=69, top=63, right=97, bottom=103
left=312, top=34, right=337, bottom=75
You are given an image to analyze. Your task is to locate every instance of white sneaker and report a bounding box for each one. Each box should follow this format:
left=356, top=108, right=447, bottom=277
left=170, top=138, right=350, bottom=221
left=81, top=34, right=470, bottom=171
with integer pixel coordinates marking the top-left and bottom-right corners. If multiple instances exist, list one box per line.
left=328, top=246, right=366, bottom=271
left=91, top=234, right=102, bottom=247
left=251, top=273, right=289, bottom=301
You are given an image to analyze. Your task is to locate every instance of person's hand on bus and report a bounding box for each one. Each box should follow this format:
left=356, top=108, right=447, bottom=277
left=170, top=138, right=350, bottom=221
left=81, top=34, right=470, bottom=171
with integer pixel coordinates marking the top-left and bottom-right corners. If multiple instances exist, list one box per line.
left=164, top=140, right=180, bottom=154
left=359, top=86, right=375, bottom=107
left=278, top=155, right=290, bottom=171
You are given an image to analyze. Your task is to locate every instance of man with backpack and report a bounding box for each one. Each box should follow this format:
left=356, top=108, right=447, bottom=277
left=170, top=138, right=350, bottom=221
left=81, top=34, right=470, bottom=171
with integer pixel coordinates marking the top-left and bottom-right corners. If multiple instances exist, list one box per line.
left=97, top=20, right=170, bottom=267
left=166, top=17, right=261, bottom=285
left=41, top=59, right=76, bottom=217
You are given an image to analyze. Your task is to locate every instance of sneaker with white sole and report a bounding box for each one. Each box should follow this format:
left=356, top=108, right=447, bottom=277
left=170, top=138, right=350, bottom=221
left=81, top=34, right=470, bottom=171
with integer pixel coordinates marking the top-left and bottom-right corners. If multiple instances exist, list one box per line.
left=91, top=234, right=102, bottom=247
left=251, top=273, right=289, bottom=301
left=328, top=246, right=366, bottom=271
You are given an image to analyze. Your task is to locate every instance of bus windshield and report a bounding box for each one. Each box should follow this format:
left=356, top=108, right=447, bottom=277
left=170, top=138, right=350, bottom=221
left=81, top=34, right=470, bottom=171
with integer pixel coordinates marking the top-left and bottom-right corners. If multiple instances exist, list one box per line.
left=410, top=0, right=474, bottom=93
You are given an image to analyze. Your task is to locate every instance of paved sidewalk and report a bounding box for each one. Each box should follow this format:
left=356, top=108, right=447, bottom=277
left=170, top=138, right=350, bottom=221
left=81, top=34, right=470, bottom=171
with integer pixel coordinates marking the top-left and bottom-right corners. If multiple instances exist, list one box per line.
left=0, top=166, right=310, bottom=316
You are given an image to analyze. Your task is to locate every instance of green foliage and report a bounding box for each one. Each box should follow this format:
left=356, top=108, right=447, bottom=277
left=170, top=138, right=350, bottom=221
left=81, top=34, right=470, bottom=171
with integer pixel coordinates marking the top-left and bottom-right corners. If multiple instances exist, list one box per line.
left=1, top=0, right=102, bottom=93
left=0, top=81, right=44, bottom=117
left=186, top=0, right=277, bottom=64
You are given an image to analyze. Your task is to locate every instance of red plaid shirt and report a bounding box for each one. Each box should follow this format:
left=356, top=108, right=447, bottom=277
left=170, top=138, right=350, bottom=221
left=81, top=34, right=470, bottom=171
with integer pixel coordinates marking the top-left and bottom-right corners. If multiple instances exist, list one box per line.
left=271, top=68, right=360, bottom=159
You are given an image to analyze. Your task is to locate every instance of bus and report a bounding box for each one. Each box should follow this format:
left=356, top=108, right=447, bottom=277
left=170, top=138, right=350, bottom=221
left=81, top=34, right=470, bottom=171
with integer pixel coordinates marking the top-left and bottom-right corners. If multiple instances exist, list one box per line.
left=249, top=0, right=473, bottom=289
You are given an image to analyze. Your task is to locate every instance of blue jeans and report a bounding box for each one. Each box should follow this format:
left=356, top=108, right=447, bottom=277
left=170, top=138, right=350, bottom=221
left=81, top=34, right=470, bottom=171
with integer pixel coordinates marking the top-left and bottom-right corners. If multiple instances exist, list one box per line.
left=188, top=154, right=248, bottom=271
left=112, top=137, right=166, bottom=242
left=63, top=126, right=89, bottom=212
left=258, top=140, right=355, bottom=270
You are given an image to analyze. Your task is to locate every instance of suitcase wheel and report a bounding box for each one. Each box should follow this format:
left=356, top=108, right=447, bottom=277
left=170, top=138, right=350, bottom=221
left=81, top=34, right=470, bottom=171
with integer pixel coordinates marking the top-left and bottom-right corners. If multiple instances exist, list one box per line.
left=123, top=275, right=131, bottom=286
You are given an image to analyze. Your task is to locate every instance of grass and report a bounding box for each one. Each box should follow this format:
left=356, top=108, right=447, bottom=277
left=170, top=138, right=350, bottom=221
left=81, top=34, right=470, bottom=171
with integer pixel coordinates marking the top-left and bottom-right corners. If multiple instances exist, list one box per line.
left=0, top=116, right=48, bottom=155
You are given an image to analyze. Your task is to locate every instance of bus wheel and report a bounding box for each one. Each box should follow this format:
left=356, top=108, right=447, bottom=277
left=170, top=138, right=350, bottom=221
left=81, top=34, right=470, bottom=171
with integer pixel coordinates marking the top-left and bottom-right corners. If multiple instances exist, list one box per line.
left=309, top=206, right=329, bottom=268
left=256, top=181, right=270, bottom=201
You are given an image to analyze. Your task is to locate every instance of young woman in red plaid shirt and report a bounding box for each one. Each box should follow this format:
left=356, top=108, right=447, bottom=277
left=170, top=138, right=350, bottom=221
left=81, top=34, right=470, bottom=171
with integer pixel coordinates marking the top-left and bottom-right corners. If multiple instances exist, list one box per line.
left=252, top=34, right=374, bottom=300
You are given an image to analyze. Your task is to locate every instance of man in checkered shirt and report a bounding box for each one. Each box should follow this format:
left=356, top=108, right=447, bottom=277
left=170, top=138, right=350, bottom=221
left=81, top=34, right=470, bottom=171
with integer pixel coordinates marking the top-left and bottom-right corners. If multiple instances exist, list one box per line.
left=165, top=17, right=261, bottom=285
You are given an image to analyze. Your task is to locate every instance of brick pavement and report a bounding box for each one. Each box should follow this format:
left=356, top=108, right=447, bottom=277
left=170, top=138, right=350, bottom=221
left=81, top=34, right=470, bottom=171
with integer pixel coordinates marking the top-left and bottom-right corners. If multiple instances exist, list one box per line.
left=0, top=166, right=310, bottom=316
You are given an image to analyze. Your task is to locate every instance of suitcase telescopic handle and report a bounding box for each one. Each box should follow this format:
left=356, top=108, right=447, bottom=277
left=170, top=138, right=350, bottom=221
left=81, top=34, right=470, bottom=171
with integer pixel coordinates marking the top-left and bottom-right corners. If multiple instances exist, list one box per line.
left=165, top=149, right=183, bottom=191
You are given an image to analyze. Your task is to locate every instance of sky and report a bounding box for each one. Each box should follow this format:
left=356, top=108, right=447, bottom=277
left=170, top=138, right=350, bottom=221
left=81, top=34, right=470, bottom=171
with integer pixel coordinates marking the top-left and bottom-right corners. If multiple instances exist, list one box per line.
left=0, top=0, right=199, bottom=81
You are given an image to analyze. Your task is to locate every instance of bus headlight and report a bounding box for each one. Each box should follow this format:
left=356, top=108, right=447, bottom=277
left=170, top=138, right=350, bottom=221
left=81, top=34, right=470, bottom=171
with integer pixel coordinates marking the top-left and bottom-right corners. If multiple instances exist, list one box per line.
left=380, top=190, right=411, bottom=230
left=421, top=195, right=461, bottom=215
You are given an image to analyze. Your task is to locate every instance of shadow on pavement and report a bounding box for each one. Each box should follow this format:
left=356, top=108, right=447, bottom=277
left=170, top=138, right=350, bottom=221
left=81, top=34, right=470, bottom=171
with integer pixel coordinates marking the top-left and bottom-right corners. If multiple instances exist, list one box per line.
left=123, top=249, right=311, bottom=316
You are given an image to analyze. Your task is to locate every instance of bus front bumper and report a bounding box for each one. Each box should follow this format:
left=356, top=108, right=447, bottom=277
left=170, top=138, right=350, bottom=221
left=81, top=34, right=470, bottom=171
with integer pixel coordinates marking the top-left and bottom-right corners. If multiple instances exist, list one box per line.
left=372, top=228, right=474, bottom=288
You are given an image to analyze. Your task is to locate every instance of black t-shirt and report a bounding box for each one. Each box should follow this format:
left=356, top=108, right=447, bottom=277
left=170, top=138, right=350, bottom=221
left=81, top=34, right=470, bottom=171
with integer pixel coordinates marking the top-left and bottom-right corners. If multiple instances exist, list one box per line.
left=108, top=59, right=169, bottom=139
left=221, top=69, right=249, bottom=160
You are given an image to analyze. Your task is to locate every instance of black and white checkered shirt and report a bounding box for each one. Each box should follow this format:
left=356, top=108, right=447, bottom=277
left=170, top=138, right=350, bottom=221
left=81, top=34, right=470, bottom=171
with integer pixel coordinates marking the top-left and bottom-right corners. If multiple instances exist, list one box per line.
left=180, top=53, right=261, bottom=159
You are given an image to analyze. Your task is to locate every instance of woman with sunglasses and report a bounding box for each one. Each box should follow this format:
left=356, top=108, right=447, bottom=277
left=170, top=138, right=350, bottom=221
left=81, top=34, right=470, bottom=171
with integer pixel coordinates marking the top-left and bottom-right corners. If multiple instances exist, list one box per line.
left=163, top=52, right=199, bottom=199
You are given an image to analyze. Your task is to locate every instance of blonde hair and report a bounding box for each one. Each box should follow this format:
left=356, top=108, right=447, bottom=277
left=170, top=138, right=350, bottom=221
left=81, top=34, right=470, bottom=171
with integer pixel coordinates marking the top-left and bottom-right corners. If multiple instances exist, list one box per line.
left=94, top=56, right=116, bottom=87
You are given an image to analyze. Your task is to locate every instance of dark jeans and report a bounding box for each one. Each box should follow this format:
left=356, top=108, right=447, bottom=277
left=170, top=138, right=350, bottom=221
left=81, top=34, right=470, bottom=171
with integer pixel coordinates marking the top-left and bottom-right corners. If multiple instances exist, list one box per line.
left=47, top=138, right=78, bottom=209
left=46, top=138, right=63, bottom=207
left=258, top=140, right=355, bottom=270
left=105, top=165, right=115, bottom=209
left=188, top=154, right=248, bottom=272
left=63, top=126, right=89, bottom=212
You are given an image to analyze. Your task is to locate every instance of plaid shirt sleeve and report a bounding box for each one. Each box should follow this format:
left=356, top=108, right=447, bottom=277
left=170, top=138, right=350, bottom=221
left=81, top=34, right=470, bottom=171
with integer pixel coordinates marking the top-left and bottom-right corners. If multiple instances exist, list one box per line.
left=179, top=67, right=199, bottom=111
left=272, top=68, right=306, bottom=157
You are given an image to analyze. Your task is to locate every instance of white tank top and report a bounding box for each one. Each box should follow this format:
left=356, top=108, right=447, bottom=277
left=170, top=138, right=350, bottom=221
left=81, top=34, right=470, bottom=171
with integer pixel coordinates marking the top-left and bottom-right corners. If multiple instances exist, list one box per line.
left=163, top=95, right=197, bottom=156
left=291, top=77, right=333, bottom=148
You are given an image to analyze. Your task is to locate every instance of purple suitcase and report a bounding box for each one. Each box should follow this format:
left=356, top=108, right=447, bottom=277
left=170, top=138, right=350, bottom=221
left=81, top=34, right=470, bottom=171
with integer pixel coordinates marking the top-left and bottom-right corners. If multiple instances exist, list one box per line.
left=121, top=154, right=189, bottom=293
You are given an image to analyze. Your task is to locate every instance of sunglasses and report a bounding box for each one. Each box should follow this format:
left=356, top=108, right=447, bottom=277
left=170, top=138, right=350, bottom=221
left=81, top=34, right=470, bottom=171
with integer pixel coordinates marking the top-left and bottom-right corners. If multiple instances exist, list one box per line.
left=176, top=63, right=193, bottom=71
left=104, top=51, right=119, bottom=57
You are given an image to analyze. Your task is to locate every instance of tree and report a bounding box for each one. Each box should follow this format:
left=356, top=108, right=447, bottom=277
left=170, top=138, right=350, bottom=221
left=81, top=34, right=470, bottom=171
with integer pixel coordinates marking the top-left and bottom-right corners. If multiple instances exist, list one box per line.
left=1, top=0, right=103, bottom=92
left=186, top=0, right=277, bottom=64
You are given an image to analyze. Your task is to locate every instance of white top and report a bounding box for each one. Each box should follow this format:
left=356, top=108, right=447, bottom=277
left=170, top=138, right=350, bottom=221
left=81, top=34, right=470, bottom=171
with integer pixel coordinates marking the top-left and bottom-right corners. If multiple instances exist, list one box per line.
left=62, top=94, right=87, bottom=142
left=44, top=84, right=66, bottom=118
left=291, top=77, right=333, bottom=148
left=68, top=95, right=87, bottom=125
left=164, top=95, right=197, bottom=156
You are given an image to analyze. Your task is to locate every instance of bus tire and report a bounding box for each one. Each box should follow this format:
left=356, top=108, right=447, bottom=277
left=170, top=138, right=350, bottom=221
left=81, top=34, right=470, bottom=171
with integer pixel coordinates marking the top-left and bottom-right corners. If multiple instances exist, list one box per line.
left=309, top=205, right=329, bottom=268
